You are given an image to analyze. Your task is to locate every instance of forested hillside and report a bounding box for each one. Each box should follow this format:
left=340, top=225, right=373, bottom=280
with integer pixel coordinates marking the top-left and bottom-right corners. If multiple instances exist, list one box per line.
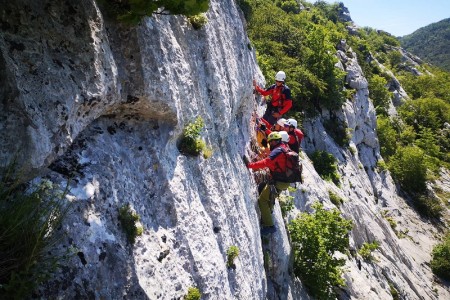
left=400, top=18, right=450, bottom=72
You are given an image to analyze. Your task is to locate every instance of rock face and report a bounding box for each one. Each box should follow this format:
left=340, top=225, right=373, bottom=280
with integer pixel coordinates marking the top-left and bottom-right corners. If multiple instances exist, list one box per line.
left=0, top=1, right=449, bottom=300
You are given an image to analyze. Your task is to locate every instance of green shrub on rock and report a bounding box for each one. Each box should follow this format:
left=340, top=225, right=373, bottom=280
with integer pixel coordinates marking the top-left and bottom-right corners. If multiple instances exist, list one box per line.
left=226, top=245, right=240, bottom=269
left=118, top=203, right=143, bottom=244
left=0, top=173, right=68, bottom=299
left=288, top=202, right=353, bottom=299
left=185, top=286, right=201, bottom=300
left=178, top=117, right=211, bottom=157
left=430, top=232, right=450, bottom=281
left=310, top=150, right=340, bottom=185
left=188, top=14, right=208, bottom=30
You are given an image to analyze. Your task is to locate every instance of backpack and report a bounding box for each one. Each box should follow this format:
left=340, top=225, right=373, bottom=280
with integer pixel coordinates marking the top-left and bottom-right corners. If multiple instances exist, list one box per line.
left=272, top=148, right=303, bottom=183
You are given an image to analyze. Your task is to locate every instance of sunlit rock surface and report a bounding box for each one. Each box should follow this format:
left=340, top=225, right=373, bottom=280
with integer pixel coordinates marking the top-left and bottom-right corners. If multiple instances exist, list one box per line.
left=0, top=1, right=448, bottom=299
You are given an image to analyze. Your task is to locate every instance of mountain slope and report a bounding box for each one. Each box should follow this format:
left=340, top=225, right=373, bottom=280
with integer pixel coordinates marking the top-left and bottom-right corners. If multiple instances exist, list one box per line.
left=400, top=18, right=450, bottom=71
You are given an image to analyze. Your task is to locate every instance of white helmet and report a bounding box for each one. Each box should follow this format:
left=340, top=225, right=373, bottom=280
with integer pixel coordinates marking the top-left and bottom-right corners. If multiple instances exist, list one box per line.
left=277, top=118, right=287, bottom=127
left=280, top=131, right=289, bottom=143
left=275, top=71, right=286, bottom=82
left=287, top=118, right=298, bottom=128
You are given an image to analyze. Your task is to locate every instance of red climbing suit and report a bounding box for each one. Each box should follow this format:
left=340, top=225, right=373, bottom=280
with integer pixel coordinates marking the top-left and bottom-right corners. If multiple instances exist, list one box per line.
left=288, top=128, right=304, bottom=153
left=255, top=84, right=293, bottom=116
left=247, top=142, right=289, bottom=174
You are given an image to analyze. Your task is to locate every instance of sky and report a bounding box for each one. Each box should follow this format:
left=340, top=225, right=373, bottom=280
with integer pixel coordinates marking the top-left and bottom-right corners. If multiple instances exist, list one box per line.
left=323, top=0, right=450, bottom=36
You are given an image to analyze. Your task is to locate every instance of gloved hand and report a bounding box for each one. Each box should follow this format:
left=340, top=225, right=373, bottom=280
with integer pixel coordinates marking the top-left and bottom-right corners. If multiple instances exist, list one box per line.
left=259, top=124, right=266, bottom=131
left=242, top=155, right=250, bottom=167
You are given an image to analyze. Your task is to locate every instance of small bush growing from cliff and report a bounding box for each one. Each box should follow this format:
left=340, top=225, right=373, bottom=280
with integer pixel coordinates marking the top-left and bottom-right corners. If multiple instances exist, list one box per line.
left=388, top=280, right=400, bottom=300
left=323, top=118, right=350, bottom=147
left=118, top=204, right=143, bottom=244
left=376, top=159, right=388, bottom=172
left=185, top=286, right=201, bottom=300
left=178, top=117, right=210, bottom=157
left=288, top=202, right=353, bottom=299
left=358, top=241, right=380, bottom=262
left=430, top=232, right=450, bottom=281
left=0, top=169, right=68, bottom=299
left=328, top=190, right=344, bottom=206
left=226, top=245, right=240, bottom=269
left=188, top=14, right=208, bottom=30
left=310, top=150, right=340, bottom=185
left=279, top=193, right=294, bottom=217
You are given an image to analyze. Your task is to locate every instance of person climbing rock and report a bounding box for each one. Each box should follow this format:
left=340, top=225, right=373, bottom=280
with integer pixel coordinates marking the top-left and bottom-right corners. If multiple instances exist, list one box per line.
left=286, top=118, right=304, bottom=153
left=244, top=132, right=291, bottom=235
left=253, top=71, right=293, bottom=126
left=259, top=118, right=288, bottom=136
left=256, top=118, right=289, bottom=159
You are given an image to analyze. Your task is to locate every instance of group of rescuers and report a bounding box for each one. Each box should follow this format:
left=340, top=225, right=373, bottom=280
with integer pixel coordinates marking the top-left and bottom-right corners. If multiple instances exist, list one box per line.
left=244, top=70, right=304, bottom=235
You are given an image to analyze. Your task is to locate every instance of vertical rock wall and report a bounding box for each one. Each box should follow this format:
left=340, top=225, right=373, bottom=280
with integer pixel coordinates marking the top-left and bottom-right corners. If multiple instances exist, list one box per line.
left=1, top=0, right=267, bottom=299
left=1, top=1, right=449, bottom=299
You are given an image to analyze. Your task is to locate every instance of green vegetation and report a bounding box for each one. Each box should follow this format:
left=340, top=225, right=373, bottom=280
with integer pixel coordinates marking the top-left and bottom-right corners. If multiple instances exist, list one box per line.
left=376, top=116, right=399, bottom=158
left=288, top=202, right=353, bottom=299
left=400, top=18, right=450, bottom=72
left=323, top=117, right=350, bottom=147
left=385, top=215, right=397, bottom=232
left=201, top=145, right=213, bottom=159
left=430, top=232, right=450, bottom=281
left=310, top=150, right=340, bottom=185
left=188, top=13, right=208, bottom=30
left=388, top=280, right=400, bottom=300
left=388, top=146, right=427, bottom=194
left=0, top=170, right=68, bottom=299
left=178, top=117, right=210, bottom=157
left=358, top=241, right=380, bottom=262
left=185, top=286, right=202, bottom=300
left=99, top=0, right=209, bottom=24
left=239, top=0, right=347, bottom=114
left=279, top=193, right=294, bottom=216
left=226, top=245, right=240, bottom=269
left=376, top=69, right=449, bottom=218
left=328, top=190, right=344, bottom=206
left=118, top=203, right=143, bottom=244
left=376, top=159, right=388, bottom=172
left=377, top=112, right=446, bottom=218
left=346, top=27, right=399, bottom=80
left=367, top=33, right=450, bottom=219
left=368, top=74, right=392, bottom=116
left=239, top=1, right=449, bottom=285
left=397, top=69, right=450, bottom=103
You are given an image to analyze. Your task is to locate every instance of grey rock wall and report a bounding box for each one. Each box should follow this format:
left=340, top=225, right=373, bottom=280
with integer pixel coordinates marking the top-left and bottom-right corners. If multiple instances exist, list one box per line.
left=1, top=1, right=449, bottom=299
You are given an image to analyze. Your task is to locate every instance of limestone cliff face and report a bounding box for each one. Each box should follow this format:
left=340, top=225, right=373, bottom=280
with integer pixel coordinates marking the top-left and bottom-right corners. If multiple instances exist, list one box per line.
left=0, top=1, right=449, bottom=299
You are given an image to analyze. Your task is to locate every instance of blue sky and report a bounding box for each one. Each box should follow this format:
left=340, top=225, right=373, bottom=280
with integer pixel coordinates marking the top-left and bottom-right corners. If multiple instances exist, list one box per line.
left=323, top=0, right=450, bottom=36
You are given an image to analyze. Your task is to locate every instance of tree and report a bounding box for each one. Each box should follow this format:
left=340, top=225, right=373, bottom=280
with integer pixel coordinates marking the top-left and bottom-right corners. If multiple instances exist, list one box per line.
left=369, top=74, right=392, bottom=115
left=431, top=233, right=450, bottom=281
left=388, top=146, right=427, bottom=194
left=289, top=202, right=353, bottom=299
left=376, top=116, right=398, bottom=158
